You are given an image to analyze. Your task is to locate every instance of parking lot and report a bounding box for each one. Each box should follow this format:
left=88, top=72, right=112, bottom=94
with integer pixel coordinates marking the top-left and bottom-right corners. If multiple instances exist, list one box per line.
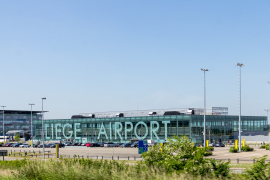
left=1, top=145, right=270, bottom=163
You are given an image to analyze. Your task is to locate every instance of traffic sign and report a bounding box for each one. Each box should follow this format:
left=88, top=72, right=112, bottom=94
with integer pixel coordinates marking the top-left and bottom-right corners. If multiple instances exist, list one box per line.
left=138, top=140, right=148, bottom=154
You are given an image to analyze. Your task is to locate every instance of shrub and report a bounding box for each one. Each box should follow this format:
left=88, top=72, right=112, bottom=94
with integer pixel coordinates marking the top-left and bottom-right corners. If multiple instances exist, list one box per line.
left=204, top=151, right=212, bottom=156
left=244, top=155, right=270, bottom=180
left=242, top=146, right=254, bottom=152
left=206, top=147, right=214, bottom=151
left=209, top=158, right=231, bottom=178
left=260, top=145, right=266, bottom=149
left=229, top=147, right=238, bottom=153
left=140, top=135, right=230, bottom=178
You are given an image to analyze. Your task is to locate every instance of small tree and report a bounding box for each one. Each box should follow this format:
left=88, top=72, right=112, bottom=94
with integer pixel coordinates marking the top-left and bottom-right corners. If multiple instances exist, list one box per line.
left=14, top=132, right=20, bottom=142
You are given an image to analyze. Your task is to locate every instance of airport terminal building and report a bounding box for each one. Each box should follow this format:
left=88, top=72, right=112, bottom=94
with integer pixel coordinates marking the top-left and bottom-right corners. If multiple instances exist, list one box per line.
left=33, top=107, right=268, bottom=144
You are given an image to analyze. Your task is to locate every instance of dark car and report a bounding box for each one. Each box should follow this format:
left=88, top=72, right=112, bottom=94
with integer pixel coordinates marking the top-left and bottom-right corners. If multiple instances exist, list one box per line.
left=4, top=143, right=12, bottom=147
left=50, top=143, right=65, bottom=148
left=72, top=143, right=79, bottom=146
left=65, top=142, right=73, bottom=146
left=98, top=142, right=105, bottom=147
left=38, top=144, right=51, bottom=148
left=33, top=144, right=39, bottom=148
left=131, top=142, right=138, bottom=148
left=115, top=143, right=123, bottom=147
left=90, top=143, right=100, bottom=147
left=120, top=143, right=132, bottom=148
left=194, top=143, right=200, bottom=147
left=12, top=143, right=23, bottom=147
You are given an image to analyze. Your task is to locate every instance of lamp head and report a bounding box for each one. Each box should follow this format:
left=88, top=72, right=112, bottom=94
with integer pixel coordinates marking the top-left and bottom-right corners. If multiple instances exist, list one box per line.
left=42, top=98, right=46, bottom=100
left=237, top=63, right=244, bottom=67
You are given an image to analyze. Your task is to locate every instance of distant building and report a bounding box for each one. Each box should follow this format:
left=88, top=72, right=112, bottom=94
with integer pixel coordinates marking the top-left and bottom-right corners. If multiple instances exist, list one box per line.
left=33, top=107, right=267, bottom=143
left=0, top=110, right=45, bottom=138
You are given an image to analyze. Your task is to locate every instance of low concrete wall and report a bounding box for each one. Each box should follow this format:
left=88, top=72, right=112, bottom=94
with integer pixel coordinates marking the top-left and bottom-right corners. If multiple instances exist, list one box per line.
left=242, top=136, right=270, bottom=143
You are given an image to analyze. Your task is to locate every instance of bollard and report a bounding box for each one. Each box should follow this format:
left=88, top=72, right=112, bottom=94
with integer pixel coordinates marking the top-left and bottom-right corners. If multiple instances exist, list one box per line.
left=228, top=158, right=230, bottom=162
left=14, top=154, right=15, bottom=157
left=118, top=156, right=119, bottom=160
left=112, top=156, right=113, bottom=160
left=82, top=156, right=84, bottom=159
left=20, top=150, right=21, bottom=152
left=128, top=156, right=129, bottom=160
left=102, top=156, right=103, bottom=159
left=36, top=154, right=37, bottom=158
left=87, top=155, right=88, bottom=159
left=237, top=159, right=239, bottom=164
left=48, top=154, right=49, bottom=158
left=253, top=159, right=255, bottom=163
left=97, top=156, right=98, bottom=159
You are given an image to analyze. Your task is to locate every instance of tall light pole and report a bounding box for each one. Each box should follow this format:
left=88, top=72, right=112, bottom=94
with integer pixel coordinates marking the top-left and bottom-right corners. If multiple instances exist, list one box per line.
left=41, top=98, right=46, bottom=161
left=1, top=106, right=6, bottom=143
left=237, top=63, right=244, bottom=152
left=29, top=104, right=35, bottom=147
left=201, top=68, right=208, bottom=147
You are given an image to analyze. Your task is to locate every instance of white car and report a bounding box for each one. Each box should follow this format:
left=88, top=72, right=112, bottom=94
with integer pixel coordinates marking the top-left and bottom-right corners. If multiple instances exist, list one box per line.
left=19, top=144, right=30, bottom=148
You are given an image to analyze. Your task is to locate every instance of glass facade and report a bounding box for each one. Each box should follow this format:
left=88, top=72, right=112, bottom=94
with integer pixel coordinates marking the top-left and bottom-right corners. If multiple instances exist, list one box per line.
left=33, top=115, right=268, bottom=143
left=0, top=113, right=42, bottom=133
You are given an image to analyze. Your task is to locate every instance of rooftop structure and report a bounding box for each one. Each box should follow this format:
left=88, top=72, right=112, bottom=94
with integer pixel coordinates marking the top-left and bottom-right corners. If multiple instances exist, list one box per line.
left=77, top=107, right=228, bottom=118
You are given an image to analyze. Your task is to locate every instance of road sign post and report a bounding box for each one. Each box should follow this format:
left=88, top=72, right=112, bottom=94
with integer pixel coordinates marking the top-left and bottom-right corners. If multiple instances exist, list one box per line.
left=0, top=150, right=7, bottom=161
left=56, top=144, right=59, bottom=158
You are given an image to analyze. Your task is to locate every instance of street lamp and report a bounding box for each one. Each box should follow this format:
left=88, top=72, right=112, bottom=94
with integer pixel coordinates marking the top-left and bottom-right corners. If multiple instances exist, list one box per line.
left=265, top=108, right=270, bottom=123
left=41, top=98, right=46, bottom=161
left=29, top=104, right=35, bottom=147
left=1, top=106, right=6, bottom=143
left=201, top=68, right=209, bottom=147
left=237, top=63, right=244, bottom=152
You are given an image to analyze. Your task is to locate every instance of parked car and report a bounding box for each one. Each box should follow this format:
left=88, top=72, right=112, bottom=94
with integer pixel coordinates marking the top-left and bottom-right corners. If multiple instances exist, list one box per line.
left=98, top=142, right=104, bottom=147
left=208, top=143, right=215, bottom=147
left=90, top=143, right=100, bottom=147
left=115, top=143, right=123, bottom=147
left=12, top=143, right=23, bottom=147
left=38, top=144, right=52, bottom=148
left=215, top=143, right=225, bottom=147
left=120, top=143, right=132, bottom=148
left=194, top=143, right=201, bottom=147
left=50, top=143, right=65, bottom=148
left=64, top=143, right=73, bottom=146
left=19, top=144, right=30, bottom=148
left=131, top=142, right=138, bottom=148
left=4, top=143, right=12, bottom=147
left=104, top=142, right=117, bottom=147
left=33, top=144, right=39, bottom=148
left=72, top=143, right=80, bottom=146
left=85, top=143, right=91, bottom=147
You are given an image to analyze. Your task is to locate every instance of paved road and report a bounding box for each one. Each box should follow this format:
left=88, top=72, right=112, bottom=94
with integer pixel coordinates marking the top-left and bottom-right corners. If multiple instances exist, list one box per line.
left=1, top=145, right=270, bottom=162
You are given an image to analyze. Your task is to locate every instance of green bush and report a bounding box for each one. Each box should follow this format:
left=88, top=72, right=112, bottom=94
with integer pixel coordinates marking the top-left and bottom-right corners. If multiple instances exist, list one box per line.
left=206, top=147, right=214, bottom=151
left=204, top=151, right=213, bottom=156
left=140, top=135, right=230, bottom=178
left=242, top=146, right=254, bottom=152
left=260, top=145, right=266, bottom=149
left=266, top=146, right=269, bottom=150
left=244, top=155, right=270, bottom=179
left=229, top=147, right=238, bottom=153
left=0, top=159, right=27, bottom=169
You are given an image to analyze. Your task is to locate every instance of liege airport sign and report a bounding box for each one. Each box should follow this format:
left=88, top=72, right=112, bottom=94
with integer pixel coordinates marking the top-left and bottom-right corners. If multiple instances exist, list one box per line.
left=44, top=121, right=170, bottom=140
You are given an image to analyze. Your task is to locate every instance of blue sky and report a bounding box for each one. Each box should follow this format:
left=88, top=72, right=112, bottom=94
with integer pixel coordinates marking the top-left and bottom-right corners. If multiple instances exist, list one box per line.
left=0, top=1, right=270, bottom=120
